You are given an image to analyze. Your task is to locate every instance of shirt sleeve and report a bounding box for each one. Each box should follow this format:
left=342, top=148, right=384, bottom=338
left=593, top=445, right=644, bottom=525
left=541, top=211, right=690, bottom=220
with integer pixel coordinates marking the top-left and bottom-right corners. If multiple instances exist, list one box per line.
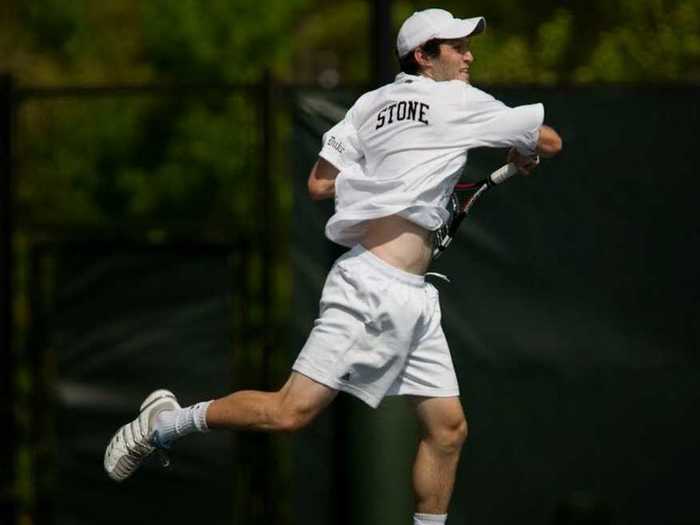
left=458, top=86, right=544, bottom=155
left=319, top=110, right=364, bottom=170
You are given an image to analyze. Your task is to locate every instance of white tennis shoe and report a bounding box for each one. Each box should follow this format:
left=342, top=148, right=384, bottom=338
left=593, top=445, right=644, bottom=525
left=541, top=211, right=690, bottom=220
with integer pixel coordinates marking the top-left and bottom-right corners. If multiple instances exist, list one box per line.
left=104, top=389, right=180, bottom=482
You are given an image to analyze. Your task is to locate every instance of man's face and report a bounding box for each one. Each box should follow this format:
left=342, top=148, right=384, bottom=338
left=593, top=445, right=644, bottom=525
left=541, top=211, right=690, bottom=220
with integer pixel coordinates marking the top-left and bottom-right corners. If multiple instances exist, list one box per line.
left=428, top=38, right=474, bottom=83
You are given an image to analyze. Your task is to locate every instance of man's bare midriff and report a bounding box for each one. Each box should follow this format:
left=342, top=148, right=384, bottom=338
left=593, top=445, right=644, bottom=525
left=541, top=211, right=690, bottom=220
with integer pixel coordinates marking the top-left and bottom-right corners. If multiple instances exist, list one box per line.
left=361, top=214, right=433, bottom=275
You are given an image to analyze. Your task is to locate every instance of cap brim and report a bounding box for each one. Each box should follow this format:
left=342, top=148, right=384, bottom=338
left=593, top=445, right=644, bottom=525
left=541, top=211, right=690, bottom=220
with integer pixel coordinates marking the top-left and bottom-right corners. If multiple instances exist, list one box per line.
left=436, top=16, right=486, bottom=39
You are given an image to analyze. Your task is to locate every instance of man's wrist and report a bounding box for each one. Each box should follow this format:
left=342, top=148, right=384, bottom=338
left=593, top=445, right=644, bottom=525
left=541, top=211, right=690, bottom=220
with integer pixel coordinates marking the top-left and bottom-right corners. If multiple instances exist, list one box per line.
left=515, top=145, right=537, bottom=158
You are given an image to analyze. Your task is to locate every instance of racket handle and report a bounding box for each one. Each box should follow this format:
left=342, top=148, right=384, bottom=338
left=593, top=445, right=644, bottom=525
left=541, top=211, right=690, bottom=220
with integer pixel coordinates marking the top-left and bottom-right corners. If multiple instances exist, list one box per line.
left=489, top=163, right=519, bottom=185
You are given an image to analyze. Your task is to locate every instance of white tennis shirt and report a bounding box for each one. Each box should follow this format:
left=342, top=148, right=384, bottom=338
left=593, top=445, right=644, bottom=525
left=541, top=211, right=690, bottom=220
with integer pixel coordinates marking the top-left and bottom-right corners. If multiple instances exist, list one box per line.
left=318, top=73, right=544, bottom=247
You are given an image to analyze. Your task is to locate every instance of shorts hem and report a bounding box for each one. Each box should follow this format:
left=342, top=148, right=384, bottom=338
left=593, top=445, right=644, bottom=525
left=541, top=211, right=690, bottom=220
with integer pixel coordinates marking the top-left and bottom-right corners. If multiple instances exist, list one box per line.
left=386, top=387, right=460, bottom=399
left=292, top=360, right=383, bottom=409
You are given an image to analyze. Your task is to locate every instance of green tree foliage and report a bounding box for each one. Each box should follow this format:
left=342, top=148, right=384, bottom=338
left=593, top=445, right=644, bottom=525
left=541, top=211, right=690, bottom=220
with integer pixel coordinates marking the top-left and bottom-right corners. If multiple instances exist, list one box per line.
left=141, top=0, right=308, bottom=82
left=6, top=0, right=308, bottom=238
left=291, top=1, right=371, bottom=85
left=293, top=0, right=700, bottom=85
left=18, top=96, right=261, bottom=239
left=5, top=0, right=700, bottom=86
left=575, top=0, right=700, bottom=82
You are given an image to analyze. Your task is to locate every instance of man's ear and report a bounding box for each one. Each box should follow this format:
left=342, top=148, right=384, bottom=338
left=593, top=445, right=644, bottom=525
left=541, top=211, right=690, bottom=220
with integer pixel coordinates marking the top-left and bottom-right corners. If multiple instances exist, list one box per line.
left=414, top=47, right=433, bottom=70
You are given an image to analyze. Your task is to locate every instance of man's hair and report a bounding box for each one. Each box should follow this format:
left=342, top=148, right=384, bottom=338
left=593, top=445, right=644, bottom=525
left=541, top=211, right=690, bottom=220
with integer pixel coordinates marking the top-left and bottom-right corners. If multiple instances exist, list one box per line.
left=397, top=38, right=444, bottom=75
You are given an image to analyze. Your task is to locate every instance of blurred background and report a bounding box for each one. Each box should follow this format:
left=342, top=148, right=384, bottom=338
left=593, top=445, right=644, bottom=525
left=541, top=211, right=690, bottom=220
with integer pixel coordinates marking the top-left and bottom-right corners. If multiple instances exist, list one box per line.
left=1, top=1, right=699, bottom=524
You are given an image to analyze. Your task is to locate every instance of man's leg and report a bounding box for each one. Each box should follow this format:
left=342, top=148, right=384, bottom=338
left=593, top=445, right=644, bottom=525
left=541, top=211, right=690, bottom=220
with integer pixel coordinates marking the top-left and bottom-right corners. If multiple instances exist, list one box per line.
left=410, top=396, right=468, bottom=517
left=206, top=371, right=338, bottom=432
left=104, top=372, right=337, bottom=481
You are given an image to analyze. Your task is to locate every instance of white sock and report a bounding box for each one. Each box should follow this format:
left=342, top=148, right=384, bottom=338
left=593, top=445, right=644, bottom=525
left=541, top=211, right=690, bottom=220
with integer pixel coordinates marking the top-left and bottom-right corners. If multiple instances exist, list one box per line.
left=154, top=400, right=212, bottom=446
left=413, top=513, right=448, bottom=525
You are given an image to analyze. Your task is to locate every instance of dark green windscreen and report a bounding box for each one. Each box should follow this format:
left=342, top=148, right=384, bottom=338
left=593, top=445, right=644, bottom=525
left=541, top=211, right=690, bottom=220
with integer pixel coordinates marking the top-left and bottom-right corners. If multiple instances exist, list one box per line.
left=35, top=247, right=236, bottom=525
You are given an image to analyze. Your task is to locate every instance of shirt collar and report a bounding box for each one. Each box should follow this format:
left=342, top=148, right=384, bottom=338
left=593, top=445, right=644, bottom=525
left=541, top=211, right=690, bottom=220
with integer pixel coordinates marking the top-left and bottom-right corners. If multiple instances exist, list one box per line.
left=394, top=72, right=432, bottom=83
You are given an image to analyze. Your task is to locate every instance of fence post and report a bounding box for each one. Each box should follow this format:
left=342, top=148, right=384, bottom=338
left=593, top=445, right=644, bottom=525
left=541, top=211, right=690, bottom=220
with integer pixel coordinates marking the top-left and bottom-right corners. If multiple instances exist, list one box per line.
left=259, top=67, right=275, bottom=525
left=260, top=69, right=273, bottom=391
left=371, top=0, right=394, bottom=86
left=0, top=73, right=17, bottom=525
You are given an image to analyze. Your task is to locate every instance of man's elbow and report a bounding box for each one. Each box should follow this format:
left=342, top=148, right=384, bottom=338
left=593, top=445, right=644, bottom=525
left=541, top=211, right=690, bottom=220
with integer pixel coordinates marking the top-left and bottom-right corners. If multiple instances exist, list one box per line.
left=307, top=177, right=327, bottom=200
left=309, top=190, right=326, bottom=201
left=308, top=179, right=321, bottom=200
left=541, top=135, right=563, bottom=157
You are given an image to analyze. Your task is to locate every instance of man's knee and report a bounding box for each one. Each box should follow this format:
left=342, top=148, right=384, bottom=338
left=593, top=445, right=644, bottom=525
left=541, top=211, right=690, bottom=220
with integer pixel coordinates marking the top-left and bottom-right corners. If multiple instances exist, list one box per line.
left=428, top=416, right=468, bottom=454
left=271, top=374, right=336, bottom=432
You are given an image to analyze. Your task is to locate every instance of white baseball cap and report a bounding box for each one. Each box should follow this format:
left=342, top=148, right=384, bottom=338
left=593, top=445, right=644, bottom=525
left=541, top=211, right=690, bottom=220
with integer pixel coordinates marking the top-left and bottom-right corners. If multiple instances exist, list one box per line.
left=396, top=8, right=486, bottom=58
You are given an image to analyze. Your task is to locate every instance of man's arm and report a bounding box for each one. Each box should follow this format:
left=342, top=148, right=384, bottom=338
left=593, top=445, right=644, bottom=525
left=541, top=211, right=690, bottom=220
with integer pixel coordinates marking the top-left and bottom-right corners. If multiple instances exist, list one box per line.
left=508, top=125, right=562, bottom=174
left=307, top=157, right=340, bottom=200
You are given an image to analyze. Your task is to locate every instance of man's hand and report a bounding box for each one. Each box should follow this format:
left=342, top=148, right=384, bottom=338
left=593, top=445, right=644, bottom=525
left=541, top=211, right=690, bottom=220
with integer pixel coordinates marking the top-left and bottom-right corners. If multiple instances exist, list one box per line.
left=507, top=148, right=540, bottom=175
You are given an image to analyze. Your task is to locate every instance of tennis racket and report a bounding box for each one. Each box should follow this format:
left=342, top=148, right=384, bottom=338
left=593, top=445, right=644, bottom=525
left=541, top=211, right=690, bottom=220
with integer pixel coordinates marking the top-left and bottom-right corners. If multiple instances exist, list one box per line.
left=432, top=162, right=520, bottom=259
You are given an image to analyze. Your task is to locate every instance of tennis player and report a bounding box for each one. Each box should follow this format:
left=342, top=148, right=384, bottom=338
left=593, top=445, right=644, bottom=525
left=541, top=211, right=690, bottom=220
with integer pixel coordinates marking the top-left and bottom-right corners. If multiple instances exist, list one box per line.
left=104, top=9, right=561, bottom=525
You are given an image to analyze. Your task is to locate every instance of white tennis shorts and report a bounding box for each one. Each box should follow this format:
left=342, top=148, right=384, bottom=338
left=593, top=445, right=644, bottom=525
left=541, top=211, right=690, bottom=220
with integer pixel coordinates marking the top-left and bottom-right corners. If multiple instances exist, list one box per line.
left=293, top=245, right=459, bottom=408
